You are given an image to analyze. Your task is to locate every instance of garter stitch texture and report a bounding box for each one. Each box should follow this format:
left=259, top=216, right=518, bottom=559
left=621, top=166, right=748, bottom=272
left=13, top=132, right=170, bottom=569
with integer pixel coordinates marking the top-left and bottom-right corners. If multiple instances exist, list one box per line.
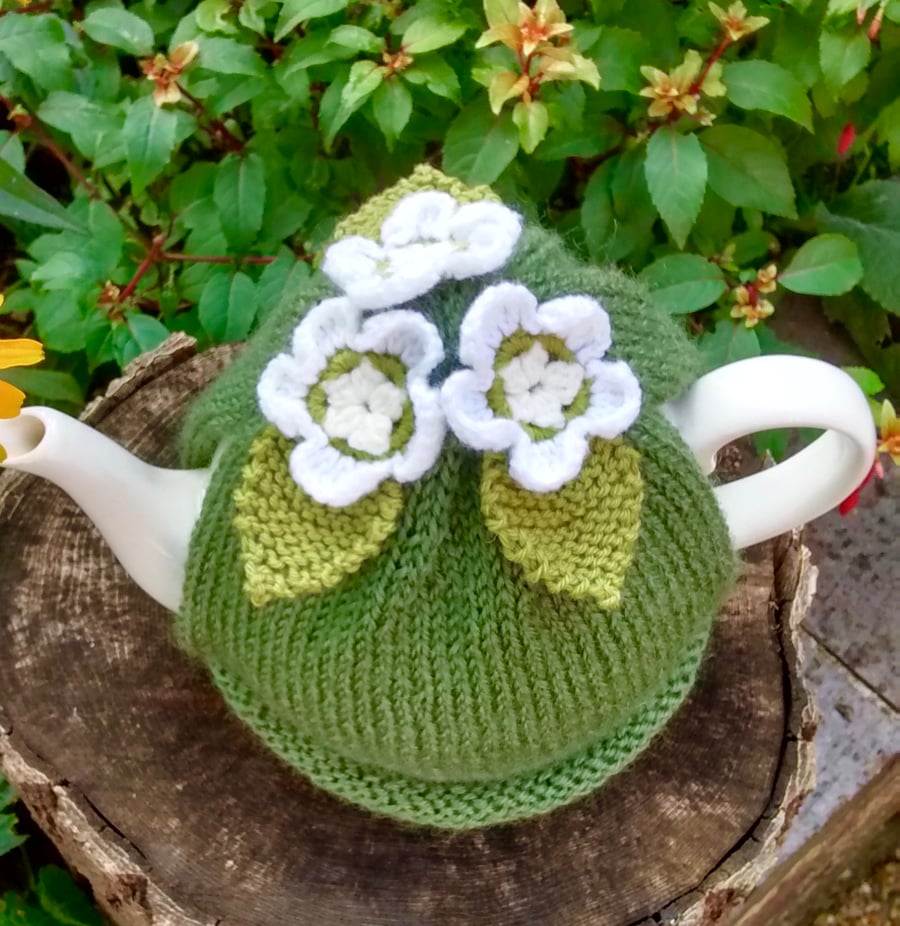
left=177, top=167, right=737, bottom=829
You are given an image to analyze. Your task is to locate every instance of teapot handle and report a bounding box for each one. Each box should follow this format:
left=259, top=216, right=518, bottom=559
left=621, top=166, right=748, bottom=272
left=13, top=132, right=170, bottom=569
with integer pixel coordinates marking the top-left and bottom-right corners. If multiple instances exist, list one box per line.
left=662, top=355, right=877, bottom=550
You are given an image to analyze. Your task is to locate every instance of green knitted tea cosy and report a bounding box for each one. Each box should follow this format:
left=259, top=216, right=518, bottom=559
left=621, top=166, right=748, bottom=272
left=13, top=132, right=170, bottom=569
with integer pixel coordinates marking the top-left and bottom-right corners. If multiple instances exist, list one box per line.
left=178, top=166, right=736, bottom=830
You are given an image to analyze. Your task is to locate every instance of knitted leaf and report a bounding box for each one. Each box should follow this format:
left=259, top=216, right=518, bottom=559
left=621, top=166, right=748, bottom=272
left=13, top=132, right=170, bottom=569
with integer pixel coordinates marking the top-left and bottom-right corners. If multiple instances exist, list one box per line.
left=481, top=437, right=643, bottom=608
left=233, top=428, right=403, bottom=606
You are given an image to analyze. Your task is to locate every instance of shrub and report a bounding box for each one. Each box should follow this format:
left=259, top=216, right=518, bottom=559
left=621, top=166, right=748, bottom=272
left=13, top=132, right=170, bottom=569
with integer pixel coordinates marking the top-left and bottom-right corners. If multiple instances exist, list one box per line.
left=0, top=0, right=896, bottom=403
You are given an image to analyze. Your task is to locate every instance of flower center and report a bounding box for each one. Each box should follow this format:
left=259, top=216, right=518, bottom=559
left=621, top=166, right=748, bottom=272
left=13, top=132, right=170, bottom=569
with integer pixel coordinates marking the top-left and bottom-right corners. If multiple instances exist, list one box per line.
left=487, top=332, right=591, bottom=441
left=307, top=352, right=414, bottom=459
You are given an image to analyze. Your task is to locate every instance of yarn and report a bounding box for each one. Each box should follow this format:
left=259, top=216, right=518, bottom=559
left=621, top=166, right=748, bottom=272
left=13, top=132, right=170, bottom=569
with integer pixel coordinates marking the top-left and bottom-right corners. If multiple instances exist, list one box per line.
left=481, top=438, right=643, bottom=608
left=177, top=169, right=737, bottom=829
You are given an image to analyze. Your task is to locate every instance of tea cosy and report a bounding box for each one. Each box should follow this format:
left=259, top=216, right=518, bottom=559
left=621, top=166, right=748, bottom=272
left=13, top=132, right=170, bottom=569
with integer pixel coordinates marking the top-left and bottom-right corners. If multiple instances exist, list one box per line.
left=177, top=165, right=736, bottom=830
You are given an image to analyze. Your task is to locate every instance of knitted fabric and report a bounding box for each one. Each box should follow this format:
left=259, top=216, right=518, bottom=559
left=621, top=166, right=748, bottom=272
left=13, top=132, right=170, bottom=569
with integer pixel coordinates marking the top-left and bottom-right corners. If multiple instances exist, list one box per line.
left=177, top=169, right=737, bottom=829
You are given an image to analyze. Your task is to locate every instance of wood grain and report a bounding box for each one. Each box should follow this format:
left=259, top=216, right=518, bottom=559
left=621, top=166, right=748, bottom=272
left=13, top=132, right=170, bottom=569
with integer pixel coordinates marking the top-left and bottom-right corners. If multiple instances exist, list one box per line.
left=0, top=337, right=814, bottom=926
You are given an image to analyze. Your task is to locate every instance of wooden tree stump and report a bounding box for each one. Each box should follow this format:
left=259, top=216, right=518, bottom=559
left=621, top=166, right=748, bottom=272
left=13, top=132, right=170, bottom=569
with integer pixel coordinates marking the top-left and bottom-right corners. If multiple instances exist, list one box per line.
left=0, top=336, right=817, bottom=926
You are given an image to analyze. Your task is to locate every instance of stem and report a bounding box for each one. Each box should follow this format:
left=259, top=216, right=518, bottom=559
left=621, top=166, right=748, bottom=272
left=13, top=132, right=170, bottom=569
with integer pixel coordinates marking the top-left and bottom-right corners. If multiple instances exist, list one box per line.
left=22, top=119, right=103, bottom=201
left=118, top=235, right=165, bottom=303
left=177, top=85, right=244, bottom=153
left=690, top=35, right=731, bottom=94
left=162, top=252, right=280, bottom=264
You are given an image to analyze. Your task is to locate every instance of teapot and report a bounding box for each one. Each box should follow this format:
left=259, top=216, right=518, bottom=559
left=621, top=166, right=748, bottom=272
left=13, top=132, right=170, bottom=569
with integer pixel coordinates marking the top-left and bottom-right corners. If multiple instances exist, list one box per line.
left=0, top=167, right=877, bottom=829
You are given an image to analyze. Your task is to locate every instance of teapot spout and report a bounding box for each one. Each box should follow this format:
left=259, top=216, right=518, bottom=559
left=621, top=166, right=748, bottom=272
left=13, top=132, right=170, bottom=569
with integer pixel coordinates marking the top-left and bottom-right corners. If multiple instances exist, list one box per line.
left=0, top=407, right=210, bottom=612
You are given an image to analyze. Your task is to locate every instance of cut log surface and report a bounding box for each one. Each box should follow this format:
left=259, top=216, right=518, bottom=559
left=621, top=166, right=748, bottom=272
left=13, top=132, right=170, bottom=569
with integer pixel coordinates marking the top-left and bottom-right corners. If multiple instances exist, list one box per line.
left=0, top=336, right=816, bottom=926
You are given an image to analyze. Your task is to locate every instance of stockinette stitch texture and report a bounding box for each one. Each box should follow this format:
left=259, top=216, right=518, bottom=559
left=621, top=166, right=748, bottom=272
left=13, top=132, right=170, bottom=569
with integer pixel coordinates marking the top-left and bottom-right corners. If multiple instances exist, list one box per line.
left=177, top=165, right=737, bottom=829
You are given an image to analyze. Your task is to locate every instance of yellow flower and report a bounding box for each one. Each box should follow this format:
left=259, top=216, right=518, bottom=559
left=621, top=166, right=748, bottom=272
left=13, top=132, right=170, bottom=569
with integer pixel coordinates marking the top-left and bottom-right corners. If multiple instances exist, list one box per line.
left=756, top=263, right=778, bottom=294
left=0, top=334, right=44, bottom=420
left=730, top=285, right=774, bottom=327
left=709, top=2, right=770, bottom=41
left=477, top=0, right=573, bottom=55
left=639, top=50, right=722, bottom=121
left=878, top=400, right=900, bottom=466
left=141, top=41, right=199, bottom=108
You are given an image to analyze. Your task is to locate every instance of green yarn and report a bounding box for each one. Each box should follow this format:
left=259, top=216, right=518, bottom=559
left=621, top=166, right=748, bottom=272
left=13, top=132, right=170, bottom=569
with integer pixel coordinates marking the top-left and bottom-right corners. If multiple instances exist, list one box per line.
left=177, top=171, right=736, bottom=829
left=233, top=429, right=403, bottom=605
left=481, top=438, right=643, bottom=608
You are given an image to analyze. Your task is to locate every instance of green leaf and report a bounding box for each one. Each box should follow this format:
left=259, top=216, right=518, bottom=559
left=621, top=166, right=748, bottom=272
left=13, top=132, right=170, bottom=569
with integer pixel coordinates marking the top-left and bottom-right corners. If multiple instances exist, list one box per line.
left=639, top=254, right=727, bottom=314
left=778, top=234, right=862, bottom=295
left=327, top=25, right=382, bottom=54
left=0, top=776, right=15, bottom=811
left=843, top=366, right=885, bottom=396
left=213, top=152, right=266, bottom=252
left=124, top=96, right=179, bottom=196
left=0, top=130, right=24, bottom=174
left=443, top=98, right=519, bottom=185
left=126, top=313, right=170, bottom=354
left=199, top=271, right=259, bottom=342
left=512, top=100, right=549, bottom=154
left=0, top=13, right=72, bottom=92
left=323, top=61, right=385, bottom=148
left=34, top=292, right=86, bottom=353
left=644, top=129, right=708, bottom=249
left=700, top=125, right=797, bottom=219
left=698, top=321, right=761, bottom=372
left=723, top=61, right=812, bottom=131
left=402, top=57, right=461, bottom=103
left=371, top=79, right=413, bottom=145
left=816, top=181, right=900, bottom=312
left=402, top=16, right=466, bottom=53
left=589, top=27, right=647, bottom=93
left=275, top=0, right=350, bottom=41
left=0, top=812, right=26, bottom=857
left=196, top=36, right=267, bottom=77
left=38, top=94, right=126, bottom=168
left=81, top=8, right=154, bottom=56
left=196, top=0, right=239, bottom=34
left=37, top=865, right=104, bottom=926
left=820, top=28, right=870, bottom=89
left=0, top=368, right=84, bottom=406
left=0, top=160, right=83, bottom=232
left=536, top=114, right=621, bottom=160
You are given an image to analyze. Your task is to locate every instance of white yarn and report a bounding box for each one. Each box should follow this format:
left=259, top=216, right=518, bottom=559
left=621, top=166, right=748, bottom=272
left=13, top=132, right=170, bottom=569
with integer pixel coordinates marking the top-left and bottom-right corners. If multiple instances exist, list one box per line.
left=257, top=297, right=447, bottom=506
left=321, top=192, right=523, bottom=311
left=440, top=282, right=643, bottom=492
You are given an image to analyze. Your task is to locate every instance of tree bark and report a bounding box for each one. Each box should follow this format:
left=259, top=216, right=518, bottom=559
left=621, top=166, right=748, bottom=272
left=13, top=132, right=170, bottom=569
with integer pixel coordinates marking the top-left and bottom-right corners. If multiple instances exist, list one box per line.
left=0, top=335, right=816, bottom=926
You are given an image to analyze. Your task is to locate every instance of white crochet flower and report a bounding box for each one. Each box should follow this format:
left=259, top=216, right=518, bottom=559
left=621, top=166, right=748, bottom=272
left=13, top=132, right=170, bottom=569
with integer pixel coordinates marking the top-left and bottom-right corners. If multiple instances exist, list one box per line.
left=257, top=297, right=446, bottom=507
left=321, top=191, right=523, bottom=310
left=441, top=282, right=642, bottom=493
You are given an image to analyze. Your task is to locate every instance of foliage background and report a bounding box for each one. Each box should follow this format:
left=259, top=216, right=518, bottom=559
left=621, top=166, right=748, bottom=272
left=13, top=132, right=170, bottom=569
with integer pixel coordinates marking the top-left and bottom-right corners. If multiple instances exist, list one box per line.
left=0, top=0, right=895, bottom=418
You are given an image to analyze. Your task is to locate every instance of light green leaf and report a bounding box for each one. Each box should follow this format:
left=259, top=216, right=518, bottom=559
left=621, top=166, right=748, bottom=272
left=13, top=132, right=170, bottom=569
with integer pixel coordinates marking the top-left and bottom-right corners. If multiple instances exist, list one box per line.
left=402, top=16, right=466, bottom=53
left=81, top=8, right=154, bottom=56
left=723, top=61, right=812, bottom=130
left=698, top=321, right=761, bottom=372
left=239, top=0, right=275, bottom=33
left=644, top=128, right=708, bottom=249
left=323, top=60, right=385, bottom=148
left=0, top=811, right=26, bottom=856
left=214, top=152, right=266, bottom=252
left=371, top=79, right=413, bottom=145
left=196, top=0, right=239, bottom=34
left=124, top=96, right=181, bottom=195
left=816, top=180, right=900, bottom=312
left=820, top=28, right=870, bottom=89
left=778, top=234, right=862, bottom=295
left=639, top=254, right=727, bottom=314
left=0, top=160, right=83, bottom=232
left=402, top=57, right=461, bottom=103
left=199, top=271, right=259, bottom=343
left=196, top=36, right=267, bottom=76
left=513, top=100, right=549, bottom=154
left=275, top=0, right=350, bottom=41
left=700, top=125, right=797, bottom=219
left=0, top=130, right=24, bottom=173
left=442, top=98, right=519, bottom=184
left=843, top=366, right=885, bottom=396
left=0, top=368, right=84, bottom=406
left=0, top=13, right=72, bottom=91
left=327, top=25, right=382, bottom=53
